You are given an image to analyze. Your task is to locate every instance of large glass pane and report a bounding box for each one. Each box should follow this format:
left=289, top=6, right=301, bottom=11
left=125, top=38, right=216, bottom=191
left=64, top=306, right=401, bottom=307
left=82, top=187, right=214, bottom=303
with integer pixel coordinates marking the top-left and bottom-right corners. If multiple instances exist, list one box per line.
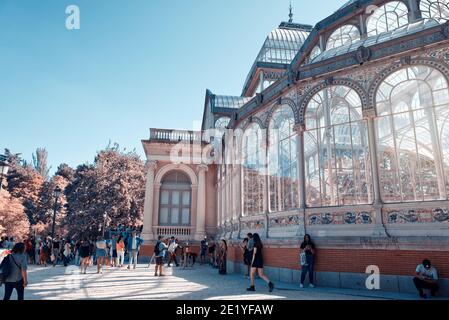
left=161, top=191, right=169, bottom=205
left=268, top=105, right=298, bottom=212
left=366, top=1, right=409, bottom=36
left=326, top=25, right=360, bottom=50
left=159, top=207, right=169, bottom=224
left=375, top=65, right=449, bottom=202
left=171, top=191, right=180, bottom=205
left=243, top=123, right=265, bottom=216
left=182, top=191, right=190, bottom=205
left=182, top=208, right=190, bottom=225
left=171, top=208, right=179, bottom=224
left=305, top=85, right=371, bottom=207
left=421, top=0, right=449, bottom=22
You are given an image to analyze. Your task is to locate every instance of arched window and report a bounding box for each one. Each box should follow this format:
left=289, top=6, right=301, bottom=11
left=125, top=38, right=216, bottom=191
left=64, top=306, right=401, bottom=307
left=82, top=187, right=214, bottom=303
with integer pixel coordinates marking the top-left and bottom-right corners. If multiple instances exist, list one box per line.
left=268, top=105, right=298, bottom=212
left=159, top=171, right=191, bottom=226
left=420, top=0, right=449, bottom=22
left=242, top=123, right=265, bottom=216
left=309, top=45, right=322, bottom=62
left=366, top=1, right=409, bottom=36
left=326, top=25, right=360, bottom=50
left=305, top=86, right=372, bottom=207
left=215, top=117, right=230, bottom=129
left=375, top=65, right=449, bottom=202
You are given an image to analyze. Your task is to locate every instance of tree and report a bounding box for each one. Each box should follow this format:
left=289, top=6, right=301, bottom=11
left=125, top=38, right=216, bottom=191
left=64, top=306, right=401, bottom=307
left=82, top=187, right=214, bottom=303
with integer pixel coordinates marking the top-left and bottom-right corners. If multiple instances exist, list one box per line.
left=64, top=145, right=146, bottom=238
left=32, top=148, right=51, bottom=181
left=6, top=160, right=44, bottom=226
left=0, top=189, right=30, bottom=239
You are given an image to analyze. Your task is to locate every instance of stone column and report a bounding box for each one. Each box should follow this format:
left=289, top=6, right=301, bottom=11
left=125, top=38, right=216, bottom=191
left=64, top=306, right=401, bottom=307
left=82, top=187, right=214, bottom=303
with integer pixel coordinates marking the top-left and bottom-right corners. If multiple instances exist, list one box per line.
left=152, top=182, right=161, bottom=237
left=364, top=110, right=387, bottom=236
left=195, top=164, right=208, bottom=240
left=142, top=161, right=157, bottom=241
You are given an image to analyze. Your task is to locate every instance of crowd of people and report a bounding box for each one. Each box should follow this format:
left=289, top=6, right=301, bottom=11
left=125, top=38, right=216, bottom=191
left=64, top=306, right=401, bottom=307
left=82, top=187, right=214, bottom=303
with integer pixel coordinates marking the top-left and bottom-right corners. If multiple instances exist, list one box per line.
left=1, top=231, right=442, bottom=300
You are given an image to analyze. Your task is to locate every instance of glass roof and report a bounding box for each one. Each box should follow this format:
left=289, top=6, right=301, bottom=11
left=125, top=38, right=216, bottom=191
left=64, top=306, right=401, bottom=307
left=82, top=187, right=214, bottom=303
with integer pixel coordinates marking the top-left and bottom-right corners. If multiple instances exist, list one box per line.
left=255, top=26, right=311, bottom=65
left=212, top=94, right=252, bottom=109
left=311, top=18, right=439, bottom=64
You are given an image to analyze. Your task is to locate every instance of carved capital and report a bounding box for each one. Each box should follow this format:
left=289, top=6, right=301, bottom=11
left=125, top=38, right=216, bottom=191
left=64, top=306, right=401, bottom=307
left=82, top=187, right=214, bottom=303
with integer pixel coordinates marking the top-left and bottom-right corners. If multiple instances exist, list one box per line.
left=362, top=108, right=376, bottom=119
left=197, top=164, right=209, bottom=173
left=293, top=123, right=306, bottom=133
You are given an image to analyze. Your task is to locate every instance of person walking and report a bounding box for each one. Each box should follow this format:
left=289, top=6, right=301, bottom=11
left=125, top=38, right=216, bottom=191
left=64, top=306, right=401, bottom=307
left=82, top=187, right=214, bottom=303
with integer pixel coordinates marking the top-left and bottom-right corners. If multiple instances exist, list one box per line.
left=240, top=238, right=251, bottom=278
left=110, top=235, right=118, bottom=267
left=167, top=238, right=179, bottom=267
left=126, top=231, right=143, bottom=270
left=200, top=238, right=208, bottom=265
left=247, top=233, right=274, bottom=292
left=218, top=239, right=228, bottom=275
left=2, top=243, right=28, bottom=300
left=34, top=237, right=41, bottom=266
left=79, top=238, right=91, bottom=274
left=63, top=240, right=71, bottom=267
left=51, top=236, right=60, bottom=267
left=39, top=240, right=48, bottom=267
left=208, top=239, right=216, bottom=267
left=300, top=234, right=316, bottom=288
left=95, top=236, right=107, bottom=274
left=116, top=236, right=125, bottom=267
left=154, top=236, right=167, bottom=276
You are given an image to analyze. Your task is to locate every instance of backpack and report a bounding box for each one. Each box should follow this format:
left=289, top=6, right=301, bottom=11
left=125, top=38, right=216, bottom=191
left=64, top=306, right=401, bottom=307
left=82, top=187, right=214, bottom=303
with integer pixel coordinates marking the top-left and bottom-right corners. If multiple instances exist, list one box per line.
left=0, top=255, right=13, bottom=286
left=154, top=241, right=161, bottom=256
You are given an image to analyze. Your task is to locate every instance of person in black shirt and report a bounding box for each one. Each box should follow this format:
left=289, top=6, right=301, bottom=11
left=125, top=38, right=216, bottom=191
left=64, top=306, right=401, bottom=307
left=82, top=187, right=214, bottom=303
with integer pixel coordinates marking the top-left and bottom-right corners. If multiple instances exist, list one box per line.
left=300, top=234, right=315, bottom=288
left=79, top=238, right=91, bottom=274
left=246, top=233, right=274, bottom=292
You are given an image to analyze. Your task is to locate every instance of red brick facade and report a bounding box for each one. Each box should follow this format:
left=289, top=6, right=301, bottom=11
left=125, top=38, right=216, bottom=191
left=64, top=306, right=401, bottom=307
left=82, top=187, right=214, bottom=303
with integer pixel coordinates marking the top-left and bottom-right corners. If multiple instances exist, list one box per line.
left=226, top=245, right=449, bottom=278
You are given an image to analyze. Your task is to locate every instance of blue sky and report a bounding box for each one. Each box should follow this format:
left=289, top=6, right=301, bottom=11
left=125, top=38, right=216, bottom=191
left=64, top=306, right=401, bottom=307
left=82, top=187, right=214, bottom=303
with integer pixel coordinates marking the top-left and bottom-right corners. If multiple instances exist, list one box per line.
left=0, top=0, right=343, bottom=172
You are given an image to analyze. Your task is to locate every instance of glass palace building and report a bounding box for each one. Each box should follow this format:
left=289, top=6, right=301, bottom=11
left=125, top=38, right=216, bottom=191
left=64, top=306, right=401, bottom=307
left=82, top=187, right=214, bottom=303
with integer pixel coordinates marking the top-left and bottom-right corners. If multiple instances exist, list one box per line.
left=140, top=0, right=449, bottom=294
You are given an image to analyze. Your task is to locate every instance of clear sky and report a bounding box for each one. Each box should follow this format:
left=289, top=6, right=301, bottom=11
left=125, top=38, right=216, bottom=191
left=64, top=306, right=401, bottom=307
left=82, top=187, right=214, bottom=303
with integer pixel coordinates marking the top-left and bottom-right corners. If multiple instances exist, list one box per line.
left=0, top=0, right=343, bottom=172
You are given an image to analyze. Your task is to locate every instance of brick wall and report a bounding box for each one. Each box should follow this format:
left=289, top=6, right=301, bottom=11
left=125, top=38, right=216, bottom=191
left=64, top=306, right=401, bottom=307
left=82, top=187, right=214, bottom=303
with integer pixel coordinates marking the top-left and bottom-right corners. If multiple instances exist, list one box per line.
left=227, top=245, right=449, bottom=278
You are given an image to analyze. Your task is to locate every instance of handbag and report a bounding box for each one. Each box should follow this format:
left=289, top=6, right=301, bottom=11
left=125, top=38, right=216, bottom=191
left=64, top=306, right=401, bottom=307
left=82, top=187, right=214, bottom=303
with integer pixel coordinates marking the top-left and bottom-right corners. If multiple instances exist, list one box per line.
left=300, top=252, right=308, bottom=266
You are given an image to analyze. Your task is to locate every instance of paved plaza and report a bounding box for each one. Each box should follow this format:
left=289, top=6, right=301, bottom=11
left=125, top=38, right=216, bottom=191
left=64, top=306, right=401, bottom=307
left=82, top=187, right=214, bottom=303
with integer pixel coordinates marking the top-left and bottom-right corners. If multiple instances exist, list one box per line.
left=0, top=263, right=442, bottom=300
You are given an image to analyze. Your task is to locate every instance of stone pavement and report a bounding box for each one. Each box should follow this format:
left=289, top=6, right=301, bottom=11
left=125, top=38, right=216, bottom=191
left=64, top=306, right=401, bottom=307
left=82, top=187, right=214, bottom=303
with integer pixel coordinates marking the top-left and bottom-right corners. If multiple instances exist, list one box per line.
left=0, top=263, right=445, bottom=300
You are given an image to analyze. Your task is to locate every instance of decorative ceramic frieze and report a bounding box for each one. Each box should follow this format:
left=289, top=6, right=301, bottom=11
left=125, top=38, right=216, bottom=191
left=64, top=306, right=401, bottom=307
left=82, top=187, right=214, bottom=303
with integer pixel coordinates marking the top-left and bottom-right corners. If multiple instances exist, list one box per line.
left=269, top=214, right=302, bottom=228
left=384, top=207, right=449, bottom=224
left=308, top=211, right=374, bottom=225
left=240, top=219, right=265, bottom=230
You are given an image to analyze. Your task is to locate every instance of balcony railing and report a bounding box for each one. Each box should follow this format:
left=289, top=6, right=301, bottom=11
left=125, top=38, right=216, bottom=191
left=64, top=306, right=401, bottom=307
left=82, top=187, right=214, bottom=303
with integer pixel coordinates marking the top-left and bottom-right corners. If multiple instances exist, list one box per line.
left=155, top=226, right=193, bottom=237
left=149, top=128, right=202, bottom=144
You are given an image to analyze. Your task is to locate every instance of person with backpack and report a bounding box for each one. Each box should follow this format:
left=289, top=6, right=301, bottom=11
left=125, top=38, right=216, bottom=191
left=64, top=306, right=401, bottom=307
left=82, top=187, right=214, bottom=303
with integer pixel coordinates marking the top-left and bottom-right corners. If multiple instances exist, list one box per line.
left=154, top=236, right=167, bottom=276
left=1, top=243, right=28, bottom=300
